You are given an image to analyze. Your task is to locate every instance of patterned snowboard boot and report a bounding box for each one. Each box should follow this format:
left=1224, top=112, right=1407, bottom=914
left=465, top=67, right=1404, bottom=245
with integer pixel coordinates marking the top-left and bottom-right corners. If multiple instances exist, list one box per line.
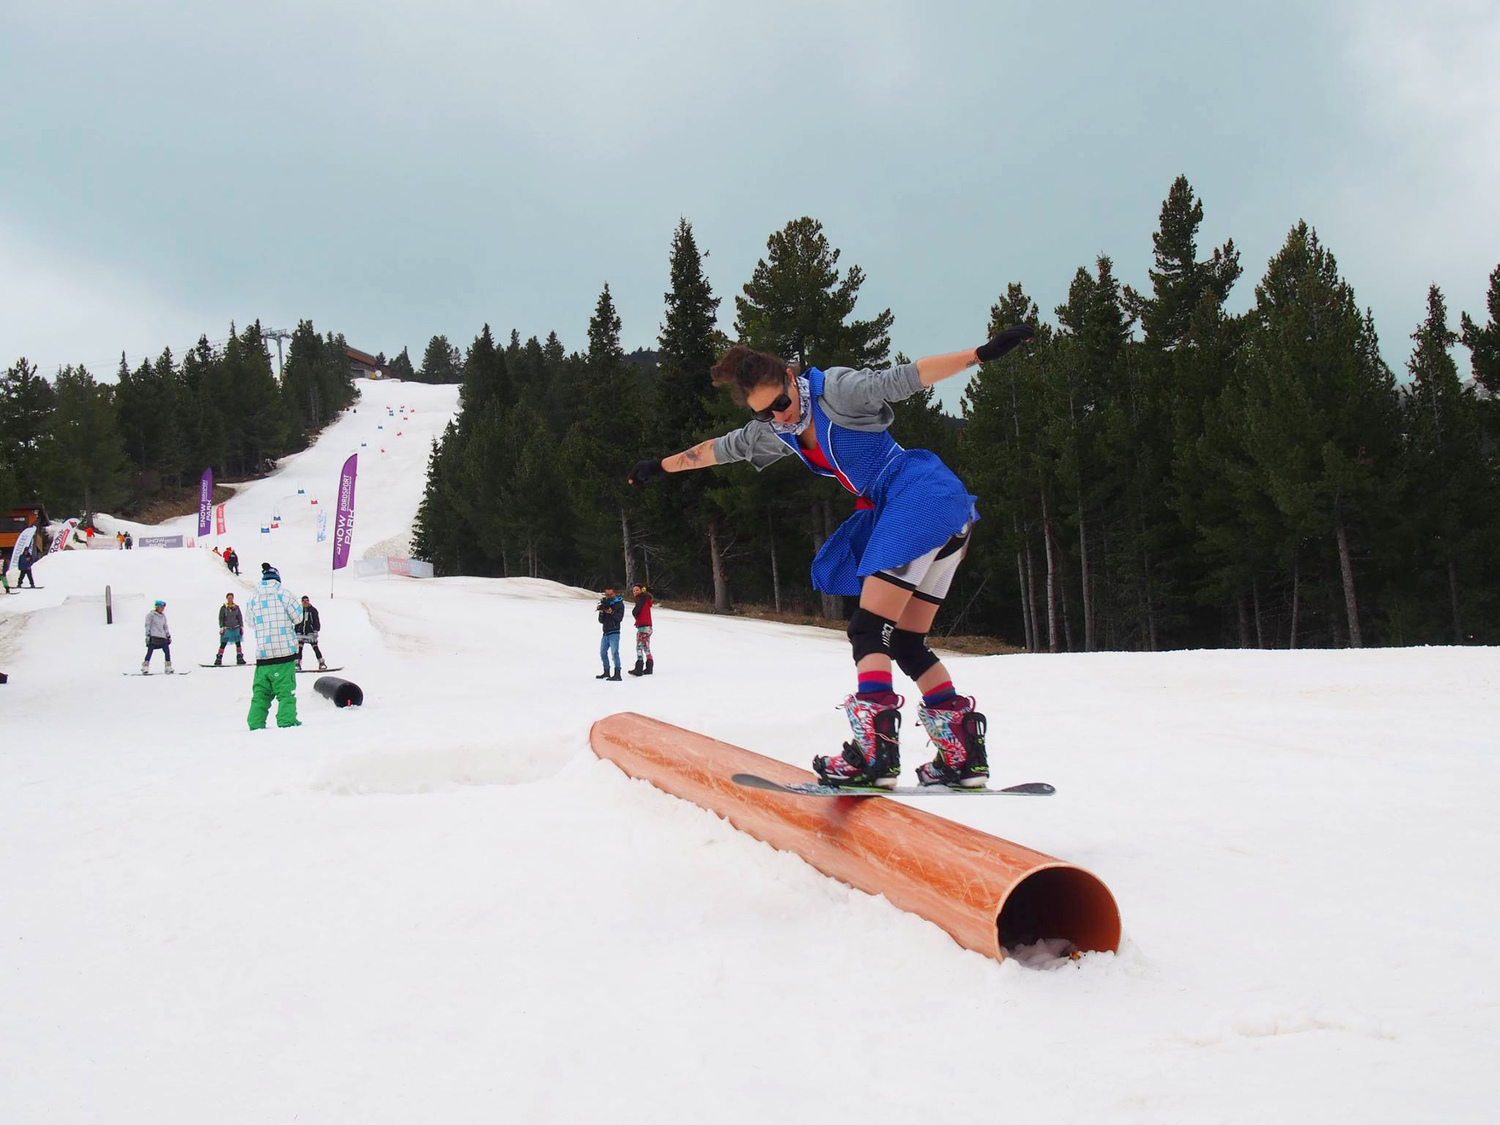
left=813, top=693, right=903, bottom=789
left=915, top=696, right=989, bottom=788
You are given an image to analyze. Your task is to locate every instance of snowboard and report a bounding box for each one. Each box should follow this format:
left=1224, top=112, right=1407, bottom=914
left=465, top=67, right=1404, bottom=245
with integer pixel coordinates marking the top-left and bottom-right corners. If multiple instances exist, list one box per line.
left=199, top=662, right=249, bottom=668
left=731, top=773, right=1054, bottom=798
left=296, top=666, right=344, bottom=674
left=123, top=670, right=192, bottom=677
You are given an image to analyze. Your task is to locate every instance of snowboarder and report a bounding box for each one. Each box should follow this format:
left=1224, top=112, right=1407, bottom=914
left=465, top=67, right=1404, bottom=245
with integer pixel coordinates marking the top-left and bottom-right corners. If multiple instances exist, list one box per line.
left=245, top=562, right=304, bottom=729
left=214, top=592, right=246, bottom=665
left=626, top=584, right=654, bottom=676
left=143, top=600, right=173, bottom=673
left=124, top=532, right=133, bottom=550
left=596, top=588, right=624, bottom=680
left=628, top=327, right=1034, bottom=789
left=295, top=595, right=327, bottom=671
left=224, top=547, right=240, bottom=576
left=15, top=546, right=37, bottom=588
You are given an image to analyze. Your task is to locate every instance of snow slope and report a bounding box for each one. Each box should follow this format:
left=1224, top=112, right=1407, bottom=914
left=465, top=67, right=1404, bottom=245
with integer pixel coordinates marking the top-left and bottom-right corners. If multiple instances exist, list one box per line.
left=1, top=378, right=1497, bottom=1124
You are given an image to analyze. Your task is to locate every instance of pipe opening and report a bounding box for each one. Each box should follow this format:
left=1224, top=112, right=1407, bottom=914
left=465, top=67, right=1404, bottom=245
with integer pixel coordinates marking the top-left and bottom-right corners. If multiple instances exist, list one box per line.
left=996, top=864, right=1121, bottom=957
left=314, top=676, right=363, bottom=708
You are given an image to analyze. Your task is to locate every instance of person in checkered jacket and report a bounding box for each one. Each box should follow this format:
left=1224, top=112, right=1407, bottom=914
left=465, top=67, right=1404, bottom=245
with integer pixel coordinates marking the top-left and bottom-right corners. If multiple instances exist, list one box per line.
left=245, top=562, right=305, bottom=729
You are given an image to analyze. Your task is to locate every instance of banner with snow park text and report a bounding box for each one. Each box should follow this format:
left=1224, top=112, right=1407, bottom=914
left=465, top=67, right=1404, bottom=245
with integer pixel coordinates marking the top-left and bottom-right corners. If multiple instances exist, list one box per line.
left=332, top=454, right=357, bottom=571
left=197, top=468, right=213, bottom=539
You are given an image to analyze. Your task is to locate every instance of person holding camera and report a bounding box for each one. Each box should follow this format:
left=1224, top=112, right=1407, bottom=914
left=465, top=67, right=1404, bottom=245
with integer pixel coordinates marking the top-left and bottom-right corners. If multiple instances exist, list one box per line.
left=596, top=587, right=625, bottom=681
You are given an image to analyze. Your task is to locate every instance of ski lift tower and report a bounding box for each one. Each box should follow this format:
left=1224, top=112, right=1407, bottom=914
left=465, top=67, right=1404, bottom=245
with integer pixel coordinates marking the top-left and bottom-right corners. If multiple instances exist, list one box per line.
left=263, top=328, right=292, bottom=377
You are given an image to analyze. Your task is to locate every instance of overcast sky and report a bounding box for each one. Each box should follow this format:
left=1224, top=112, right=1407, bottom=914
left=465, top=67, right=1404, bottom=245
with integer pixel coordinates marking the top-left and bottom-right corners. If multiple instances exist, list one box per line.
left=3, top=0, right=1497, bottom=412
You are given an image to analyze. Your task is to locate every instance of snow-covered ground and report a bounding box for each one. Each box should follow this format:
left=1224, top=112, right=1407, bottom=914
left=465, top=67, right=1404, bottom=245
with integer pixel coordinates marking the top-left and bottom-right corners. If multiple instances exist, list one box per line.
left=2, top=378, right=1496, bottom=1124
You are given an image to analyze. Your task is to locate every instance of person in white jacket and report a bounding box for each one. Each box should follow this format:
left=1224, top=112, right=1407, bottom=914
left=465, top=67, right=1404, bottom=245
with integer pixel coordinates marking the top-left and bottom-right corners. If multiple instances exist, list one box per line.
left=143, top=600, right=173, bottom=674
left=245, top=563, right=304, bottom=729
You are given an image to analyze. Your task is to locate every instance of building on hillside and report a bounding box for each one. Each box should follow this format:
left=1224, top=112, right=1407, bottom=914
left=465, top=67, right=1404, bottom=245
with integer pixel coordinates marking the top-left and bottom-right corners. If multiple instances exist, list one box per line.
left=1, top=504, right=49, bottom=552
left=347, top=347, right=384, bottom=379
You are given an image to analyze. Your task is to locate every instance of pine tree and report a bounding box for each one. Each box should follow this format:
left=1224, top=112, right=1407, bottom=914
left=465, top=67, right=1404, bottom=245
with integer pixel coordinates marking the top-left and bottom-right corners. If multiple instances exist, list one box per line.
left=43, top=365, right=129, bottom=518
left=1459, top=264, right=1500, bottom=397
left=961, top=284, right=1049, bottom=649
left=0, top=358, right=57, bottom=500
left=459, top=324, right=512, bottom=423
left=1240, top=223, right=1401, bottom=647
left=648, top=220, right=731, bottom=605
left=734, top=217, right=893, bottom=369
left=563, top=284, right=643, bottom=587
left=1401, top=285, right=1492, bottom=642
left=412, top=424, right=475, bottom=575
left=419, top=335, right=461, bottom=384
left=1125, top=175, right=1241, bottom=351
left=387, top=347, right=416, bottom=382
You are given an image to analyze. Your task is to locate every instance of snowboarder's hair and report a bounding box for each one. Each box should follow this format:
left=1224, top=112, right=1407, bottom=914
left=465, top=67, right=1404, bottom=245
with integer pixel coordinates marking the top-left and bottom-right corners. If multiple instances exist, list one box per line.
left=711, top=346, right=795, bottom=406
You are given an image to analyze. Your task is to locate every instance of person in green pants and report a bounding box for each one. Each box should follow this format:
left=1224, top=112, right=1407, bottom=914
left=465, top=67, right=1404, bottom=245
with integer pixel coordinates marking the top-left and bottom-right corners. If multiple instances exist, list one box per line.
left=244, top=562, right=305, bottom=729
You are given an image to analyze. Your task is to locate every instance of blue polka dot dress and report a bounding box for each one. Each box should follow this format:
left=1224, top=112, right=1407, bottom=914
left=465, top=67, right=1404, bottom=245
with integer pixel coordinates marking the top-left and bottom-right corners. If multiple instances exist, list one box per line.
left=780, top=368, right=978, bottom=596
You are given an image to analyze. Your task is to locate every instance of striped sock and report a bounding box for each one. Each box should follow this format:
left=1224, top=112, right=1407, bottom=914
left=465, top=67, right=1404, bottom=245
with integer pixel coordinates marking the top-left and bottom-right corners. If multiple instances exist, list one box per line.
left=922, top=681, right=958, bottom=707
left=857, top=670, right=893, bottom=697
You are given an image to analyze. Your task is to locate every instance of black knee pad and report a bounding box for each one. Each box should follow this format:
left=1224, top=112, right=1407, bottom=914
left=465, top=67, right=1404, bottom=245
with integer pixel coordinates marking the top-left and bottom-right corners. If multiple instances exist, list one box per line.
left=846, top=608, right=896, bottom=662
left=891, top=628, right=940, bottom=680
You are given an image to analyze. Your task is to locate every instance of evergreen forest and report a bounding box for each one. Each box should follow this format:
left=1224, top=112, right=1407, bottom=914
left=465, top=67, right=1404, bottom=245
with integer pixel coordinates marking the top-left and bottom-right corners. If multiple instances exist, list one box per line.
left=2, top=321, right=359, bottom=521
left=411, top=182, right=1500, bottom=650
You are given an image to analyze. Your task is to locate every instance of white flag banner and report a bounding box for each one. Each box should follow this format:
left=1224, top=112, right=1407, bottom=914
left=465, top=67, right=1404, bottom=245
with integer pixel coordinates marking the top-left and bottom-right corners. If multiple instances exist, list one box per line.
left=9, top=524, right=38, bottom=569
left=316, top=508, right=327, bottom=543
left=48, top=518, right=80, bottom=553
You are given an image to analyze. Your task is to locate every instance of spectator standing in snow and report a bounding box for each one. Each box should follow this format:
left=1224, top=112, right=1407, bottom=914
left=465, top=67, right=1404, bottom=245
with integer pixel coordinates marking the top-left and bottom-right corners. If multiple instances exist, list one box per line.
left=143, top=600, right=173, bottom=673
left=595, top=587, right=624, bottom=681
left=245, top=563, right=304, bottom=729
left=627, top=584, right=654, bottom=676
left=214, top=592, right=246, bottom=666
left=295, top=595, right=327, bottom=671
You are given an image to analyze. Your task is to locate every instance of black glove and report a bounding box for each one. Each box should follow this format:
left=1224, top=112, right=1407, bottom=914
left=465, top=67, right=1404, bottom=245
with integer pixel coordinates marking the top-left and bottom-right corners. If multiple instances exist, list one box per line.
left=628, top=458, right=666, bottom=485
left=975, top=325, right=1035, bottom=363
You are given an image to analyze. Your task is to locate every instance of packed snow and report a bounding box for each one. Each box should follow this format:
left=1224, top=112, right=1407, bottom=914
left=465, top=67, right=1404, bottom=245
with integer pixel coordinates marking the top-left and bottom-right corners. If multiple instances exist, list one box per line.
left=2, top=378, right=1496, bottom=1123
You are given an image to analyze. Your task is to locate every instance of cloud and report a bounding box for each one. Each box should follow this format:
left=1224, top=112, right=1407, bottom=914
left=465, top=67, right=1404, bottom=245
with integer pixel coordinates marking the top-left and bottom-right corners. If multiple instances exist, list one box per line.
left=0, top=220, right=222, bottom=378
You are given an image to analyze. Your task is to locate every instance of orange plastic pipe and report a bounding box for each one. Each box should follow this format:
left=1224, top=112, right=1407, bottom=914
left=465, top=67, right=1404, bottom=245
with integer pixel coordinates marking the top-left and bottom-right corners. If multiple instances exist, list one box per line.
left=590, top=712, right=1120, bottom=963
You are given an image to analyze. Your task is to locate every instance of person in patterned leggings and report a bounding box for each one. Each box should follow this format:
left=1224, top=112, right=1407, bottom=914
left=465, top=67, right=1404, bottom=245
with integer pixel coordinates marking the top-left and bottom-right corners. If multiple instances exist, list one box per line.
left=627, top=584, right=654, bottom=676
left=628, top=326, right=1034, bottom=789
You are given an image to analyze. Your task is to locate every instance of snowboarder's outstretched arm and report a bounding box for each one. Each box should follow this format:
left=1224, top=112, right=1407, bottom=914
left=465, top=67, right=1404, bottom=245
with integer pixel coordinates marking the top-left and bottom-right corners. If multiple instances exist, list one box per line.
left=629, top=439, right=719, bottom=484
left=915, top=326, right=1035, bottom=388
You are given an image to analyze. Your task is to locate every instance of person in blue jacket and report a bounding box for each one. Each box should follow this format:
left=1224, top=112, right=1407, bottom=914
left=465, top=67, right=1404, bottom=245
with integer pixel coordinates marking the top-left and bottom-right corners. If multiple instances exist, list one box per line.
left=595, top=587, right=625, bottom=681
left=629, top=326, right=1033, bottom=790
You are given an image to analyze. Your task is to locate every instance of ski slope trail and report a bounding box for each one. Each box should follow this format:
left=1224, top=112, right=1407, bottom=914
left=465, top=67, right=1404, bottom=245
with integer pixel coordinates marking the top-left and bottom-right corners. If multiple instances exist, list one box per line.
left=2, top=378, right=1497, bottom=1123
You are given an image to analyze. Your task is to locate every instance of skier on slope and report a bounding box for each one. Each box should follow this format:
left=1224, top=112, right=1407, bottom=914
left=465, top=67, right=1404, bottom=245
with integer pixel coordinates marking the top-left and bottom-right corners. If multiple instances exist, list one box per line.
left=628, top=326, right=1034, bottom=789
left=214, top=592, right=246, bottom=666
left=245, top=563, right=304, bottom=729
left=295, top=595, right=328, bottom=671
left=143, top=600, right=174, bottom=674
left=626, top=584, right=654, bottom=677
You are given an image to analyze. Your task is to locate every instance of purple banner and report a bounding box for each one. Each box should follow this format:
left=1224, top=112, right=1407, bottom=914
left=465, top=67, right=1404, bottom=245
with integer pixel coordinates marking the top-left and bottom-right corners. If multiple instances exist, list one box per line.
left=331, top=453, right=358, bottom=570
left=197, top=467, right=213, bottom=538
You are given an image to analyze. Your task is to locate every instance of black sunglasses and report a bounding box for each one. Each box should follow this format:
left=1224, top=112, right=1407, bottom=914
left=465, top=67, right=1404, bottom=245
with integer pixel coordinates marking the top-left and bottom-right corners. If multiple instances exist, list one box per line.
left=751, top=374, right=792, bottom=422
